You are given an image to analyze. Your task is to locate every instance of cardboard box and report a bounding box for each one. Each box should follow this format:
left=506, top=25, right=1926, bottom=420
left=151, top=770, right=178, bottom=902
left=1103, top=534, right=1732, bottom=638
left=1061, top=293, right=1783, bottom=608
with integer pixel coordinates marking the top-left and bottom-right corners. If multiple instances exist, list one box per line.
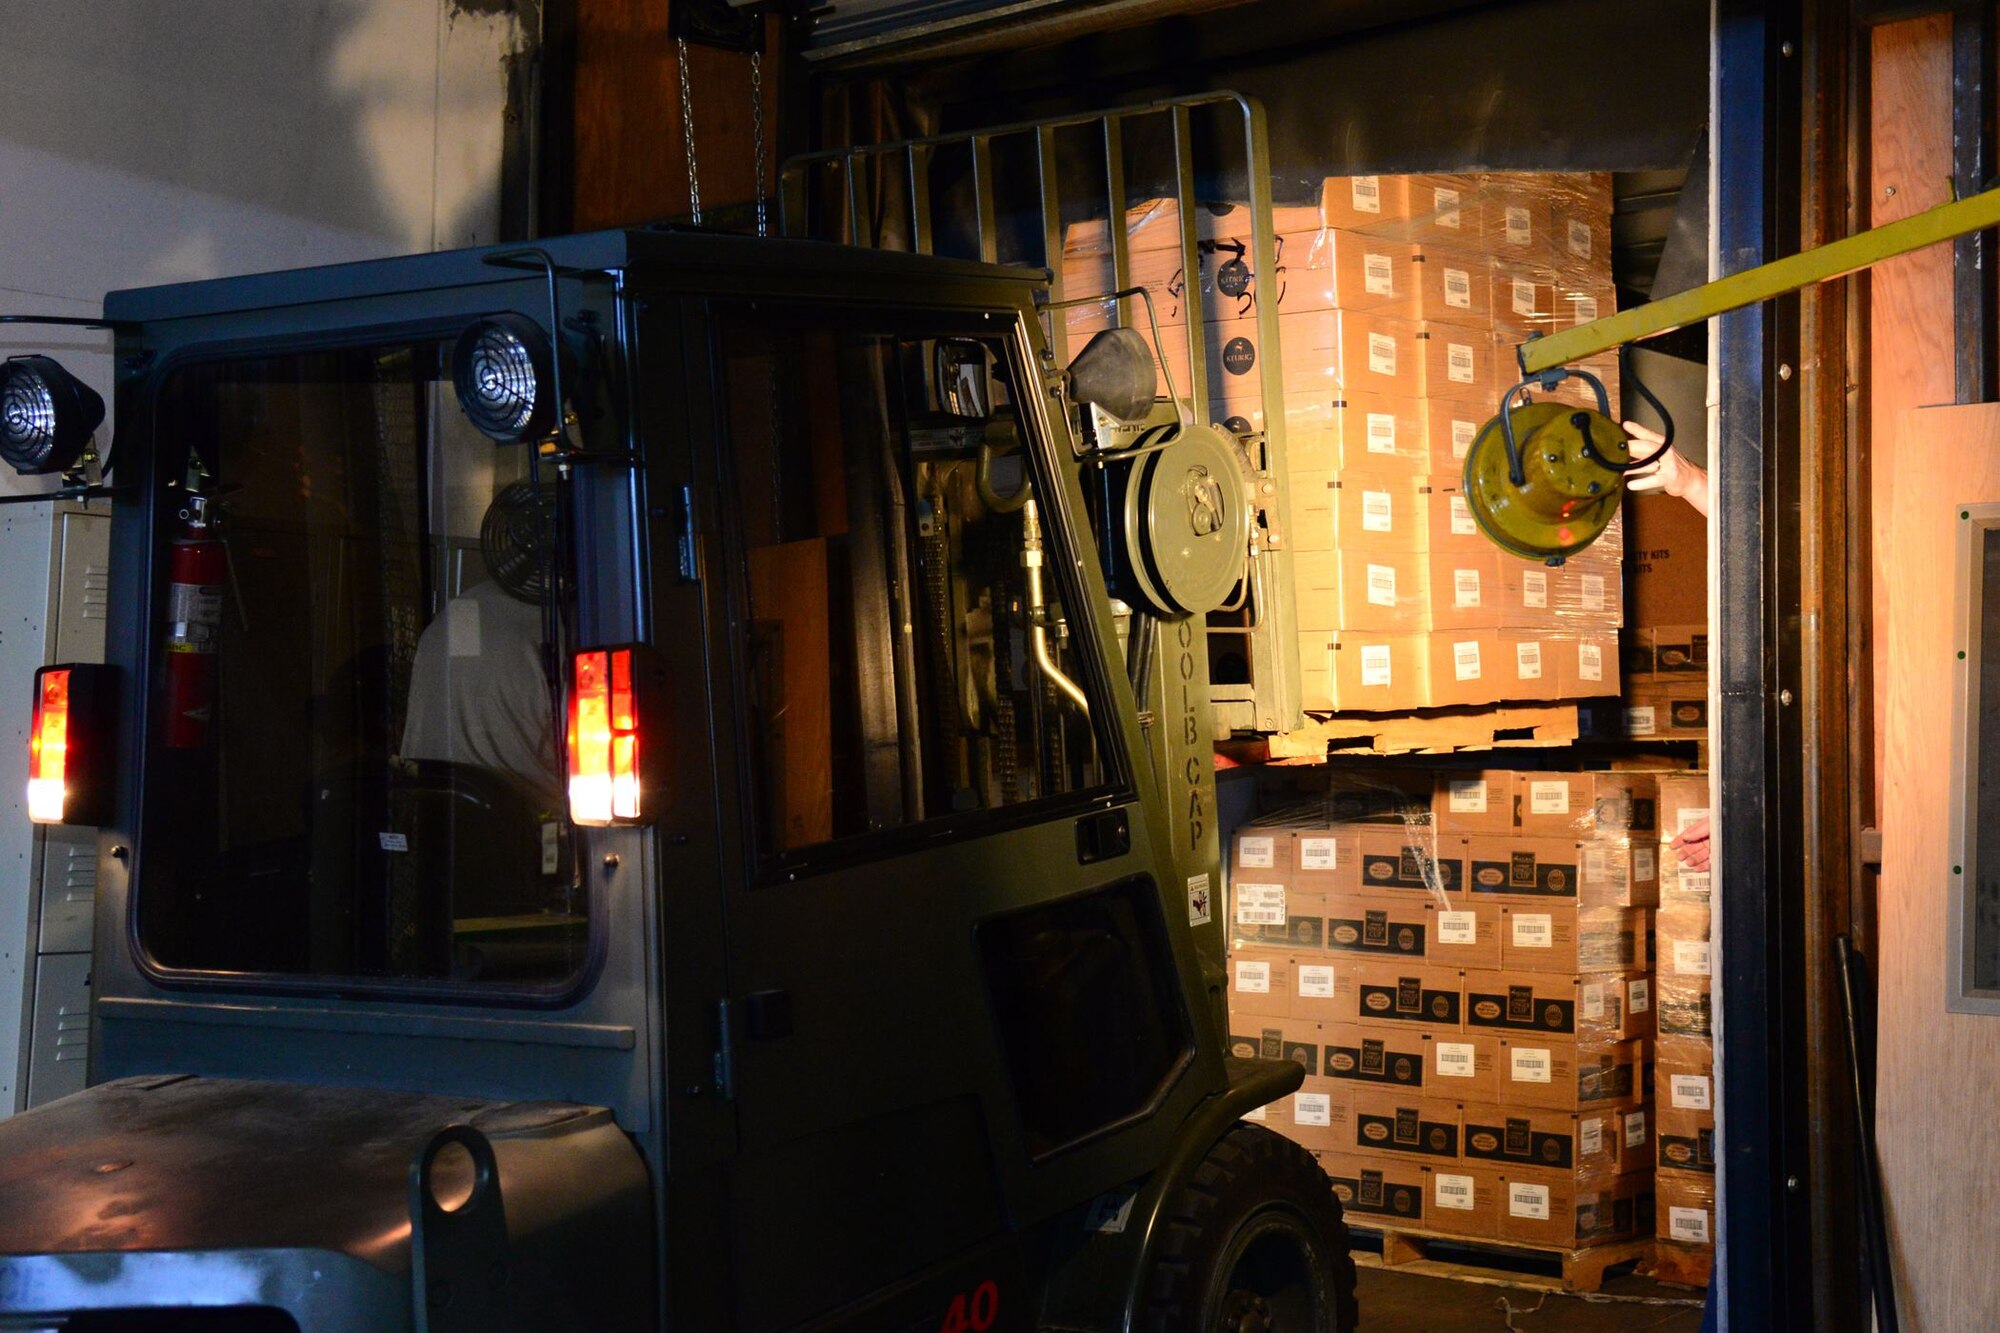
left=1657, top=975, right=1712, bottom=1043
left=1657, top=773, right=1713, bottom=839
left=1228, top=949, right=1292, bottom=1018
left=1497, top=1035, right=1647, bottom=1111
left=1230, top=873, right=1308, bottom=949
left=1423, top=630, right=1509, bottom=708
left=1283, top=228, right=1418, bottom=317
left=1289, top=473, right=1436, bottom=554
left=1420, top=483, right=1491, bottom=555
left=1423, top=396, right=1493, bottom=476
left=1491, top=265, right=1559, bottom=339
left=1409, top=246, right=1495, bottom=328
left=1580, top=837, right=1660, bottom=908
left=1356, top=828, right=1468, bottom=896
left=1406, top=173, right=1486, bottom=246
left=1513, top=772, right=1659, bottom=840
left=1621, top=682, right=1710, bottom=741
left=1555, top=632, right=1619, bottom=699
left=1289, top=955, right=1356, bottom=1022
left=1225, top=1010, right=1321, bottom=1076
left=1232, top=309, right=1423, bottom=400
left=1289, top=827, right=1360, bottom=893
left=1426, top=897, right=1505, bottom=971
left=1319, top=1151, right=1430, bottom=1228
left=1426, top=550, right=1503, bottom=631
left=1645, top=625, right=1710, bottom=677
left=1656, top=1106, right=1716, bottom=1173
left=1322, top=174, right=1414, bottom=232
left=1464, top=968, right=1653, bottom=1042
left=1285, top=391, right=1431, bottom=475
left=1346, top=959, right=1465, bottom=1030
left=1499, top=904, right=1651, bottom=974
left=1418, top=323, right=1497, bottom=401
left=1460, top=1101, right=1646, bottom=1179
left=1659, top=1062, right=1714, bottom=1114
left=1423, top=1029, right=1505, bottom=1102
left=1350, top=1087, right=1464, bottom=1163
left=1322, top=1021, right=1440, bottom=1095
left=1626, top=492, right=1709, bottom=628
left=1323, top=897, right=1431, bottom=961
left=1481, top=175, right=1561, bottom=265
left=1293, top=548, right=1431, bottom=632
left=1464, top=835, right=1584, bottom=901
left=1300, top=630, right=1430, bottom=713
left=1282, top=1079, right=1354, bottom=1152
left=1434, top=771, right=1517, bottom=834
left=1497, top=1168, right=1651, bottom=1249
left=1233, top=826, right=1295, bottom=877
left=1657, top=908, right=1712, bottom=982
left=1656, top=1168, right=1717, bottom=1248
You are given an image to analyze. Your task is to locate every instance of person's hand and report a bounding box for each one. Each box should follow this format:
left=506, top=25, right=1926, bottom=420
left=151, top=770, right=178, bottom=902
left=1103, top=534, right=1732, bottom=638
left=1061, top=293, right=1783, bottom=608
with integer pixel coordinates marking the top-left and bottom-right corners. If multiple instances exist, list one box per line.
left=1670, top=817, right=1712, bottom=873
left=1622, top=421, right=1711, bottom=519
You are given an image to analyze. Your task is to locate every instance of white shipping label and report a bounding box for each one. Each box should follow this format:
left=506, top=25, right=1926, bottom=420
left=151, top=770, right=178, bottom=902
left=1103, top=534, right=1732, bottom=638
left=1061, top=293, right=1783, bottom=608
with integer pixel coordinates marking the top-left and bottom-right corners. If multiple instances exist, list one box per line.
left=378, top=831, right=408, bottom=853
left=1367, top=564, right=1399, bottom=608
left=1581, top=844, right=1610, bottom=882
left=1235, top=883, right=1287, bottom=925
left=1635, top=847, right=1657, bottom=881
left=1453, top=567, right=1482, bottom=609
left=1297, top=964, right=1336, bottom=999
left=1581, top=573, right=1607, bottom=611
left=1299, top=837, right=1339, bottom=871
left=1530, top=780, right=1571, bottom=815
left=1352, top=175, right=1382, bottom=213
left=1453, top=639, right=1482, bottom=682
left=1447, top=780, right=1488, bottom=813
left=1362, top=490, right=1394, bottom=533
left=1451, top=419, right=1477, bottom=460
left=1366, top=412, right=1398, bottom=453
left=1581, top=982, right=1607, bottom=1021
left=1678, top=807, right=1713, bottom=834
left=1509, top=1182, right=1551, bottom=1221
left=1680, top=869, right=1714, bottom=896
left=1234, top=960, right=1271, bottom=993
left=1364, top=252, right=1395, bottom=296
left=1569, top=218, right=1593, bottom=258
left=1505, top=206, right=1532, bottom=246
left=1435, top=1041, right=1476, bottom=1078
left=1625, top=705, right=1659, bottom=736
left=1574, top=294, right=1599, bottom=323
left=1516, top=640, right=1544, bottom=680
left=1625, top=1110, right=1648, bottom=1148
left=1361, top=644, right=1393, bottom=687
left=1369, top=331, right=1398, bottom=376
left=1671, top=1074, right=1713, bottom=1111
left=1578, top=641, right=1604, bottom=683
left=1674, top=940, right=1713, bottom=977
left=1581, top=1118, right=1604, bottom=1154
left=1670, top=1207, right=1712, bottom=1245
left=1434, top=186, right=1463, bottom=228
left=1444, top=266, right=1472, bottom=308
left=1437, top=910, right=1478, bottom=944
left=1447, top=342, right=1475, bottom=384
left=1435, top=1173, right=1476, bottom=1211
left=1511, top=277, right=1537, bottom=316
left=1238, top=835, right=1276, bottom=868
left=1294, top=1092, right=1332, bottom=1127
left=1244, top=1102, right=1267, bottom=1122
left=1512, top=914, right=1553, bottom=949
left=1510, top=1046, right=1553, bottom=1083
left=1629, top=978, right=1652, bottom=1012
left=1450, top=493, right=1477, bottom=533
left=1521, top=568, right=1549, bottom=608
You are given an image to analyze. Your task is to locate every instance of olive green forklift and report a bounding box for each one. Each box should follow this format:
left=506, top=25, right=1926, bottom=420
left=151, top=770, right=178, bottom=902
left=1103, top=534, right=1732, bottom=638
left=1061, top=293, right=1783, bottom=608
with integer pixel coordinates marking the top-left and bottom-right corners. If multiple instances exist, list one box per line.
left=0, top=229, right=1357, bottom=1330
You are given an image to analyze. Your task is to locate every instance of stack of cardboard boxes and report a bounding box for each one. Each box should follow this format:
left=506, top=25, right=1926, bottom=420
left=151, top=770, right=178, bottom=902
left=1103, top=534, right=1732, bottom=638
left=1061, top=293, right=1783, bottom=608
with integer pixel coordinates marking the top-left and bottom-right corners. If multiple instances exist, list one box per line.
left=1652, top=773, right=1716, bottom=1277
left=1226, top=768, right=1660, bottom=1249
left=1058, top=173, right=1626, bottom=715
left=1601, top=491, right=1710, bottom=755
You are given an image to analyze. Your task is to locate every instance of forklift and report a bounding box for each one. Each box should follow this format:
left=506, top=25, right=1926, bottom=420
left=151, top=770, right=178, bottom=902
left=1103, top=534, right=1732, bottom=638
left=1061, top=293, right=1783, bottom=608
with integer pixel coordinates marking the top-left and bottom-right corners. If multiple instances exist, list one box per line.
left=0, top=229, right=1360, bottom=1331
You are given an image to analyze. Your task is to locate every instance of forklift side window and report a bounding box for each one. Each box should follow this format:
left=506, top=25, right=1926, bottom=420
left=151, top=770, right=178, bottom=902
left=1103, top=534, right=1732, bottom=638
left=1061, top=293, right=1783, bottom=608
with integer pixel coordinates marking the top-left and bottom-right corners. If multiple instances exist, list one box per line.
left=718, top=314, right=1114, bottom=859
left=135, top=341, right=588, bottom=991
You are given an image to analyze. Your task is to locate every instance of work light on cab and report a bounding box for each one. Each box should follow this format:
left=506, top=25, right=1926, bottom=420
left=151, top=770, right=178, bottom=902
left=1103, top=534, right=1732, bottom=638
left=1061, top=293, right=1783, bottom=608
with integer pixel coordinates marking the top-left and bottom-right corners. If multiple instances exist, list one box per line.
left=27, top=663, right=115, bottom=826
left=0, top=355, right=105, bottom=475
left=452, top=314, right=559, bottom=444
left=567, top=646, right=660, bottom=827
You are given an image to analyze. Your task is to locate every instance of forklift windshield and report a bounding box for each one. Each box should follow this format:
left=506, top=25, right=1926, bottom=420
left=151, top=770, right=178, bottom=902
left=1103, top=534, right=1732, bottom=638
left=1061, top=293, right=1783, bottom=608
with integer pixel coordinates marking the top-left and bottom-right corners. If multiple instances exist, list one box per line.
left=135, top=337, right=587, bottom=991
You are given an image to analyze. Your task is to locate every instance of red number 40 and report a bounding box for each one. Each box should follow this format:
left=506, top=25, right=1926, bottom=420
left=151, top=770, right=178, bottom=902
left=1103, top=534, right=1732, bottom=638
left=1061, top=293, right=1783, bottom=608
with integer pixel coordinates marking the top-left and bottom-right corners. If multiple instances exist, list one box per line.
left=939, top=1279, right=1000, bottom=1333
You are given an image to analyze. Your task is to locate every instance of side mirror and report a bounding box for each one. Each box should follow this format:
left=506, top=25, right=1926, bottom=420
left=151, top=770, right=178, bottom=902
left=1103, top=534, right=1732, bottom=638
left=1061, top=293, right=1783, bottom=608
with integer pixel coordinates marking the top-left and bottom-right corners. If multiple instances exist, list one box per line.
left=1065, top=328, right=1158, bottom=423
left=934, top=339, right=992, bottom=420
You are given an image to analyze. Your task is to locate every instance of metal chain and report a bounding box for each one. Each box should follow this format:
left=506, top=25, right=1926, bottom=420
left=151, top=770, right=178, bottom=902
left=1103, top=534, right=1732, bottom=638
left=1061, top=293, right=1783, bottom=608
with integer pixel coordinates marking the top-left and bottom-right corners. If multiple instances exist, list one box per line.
left=750, top=50, right=768, bottom=238
left=676, top=35, right=701, bottom=226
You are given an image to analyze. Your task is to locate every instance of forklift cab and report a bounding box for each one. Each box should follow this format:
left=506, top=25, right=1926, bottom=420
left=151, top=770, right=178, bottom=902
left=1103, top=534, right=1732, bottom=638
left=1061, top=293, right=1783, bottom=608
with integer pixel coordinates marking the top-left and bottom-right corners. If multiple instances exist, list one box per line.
left=0, top=231, right=1351, bottom=1330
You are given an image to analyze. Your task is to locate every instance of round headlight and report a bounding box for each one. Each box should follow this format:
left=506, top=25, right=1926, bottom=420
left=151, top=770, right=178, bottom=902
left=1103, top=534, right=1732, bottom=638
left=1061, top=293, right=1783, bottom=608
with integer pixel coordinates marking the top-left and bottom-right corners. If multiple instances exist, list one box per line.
left=0, top=356, right=105, bottom=475
left=452, top=315, right=557, bottom=444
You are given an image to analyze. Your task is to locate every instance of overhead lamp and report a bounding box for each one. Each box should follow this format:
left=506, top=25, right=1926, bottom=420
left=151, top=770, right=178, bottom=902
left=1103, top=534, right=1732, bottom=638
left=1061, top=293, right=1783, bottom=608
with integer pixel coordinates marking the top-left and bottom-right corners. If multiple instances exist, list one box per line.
left=0, top=355, right=105, bottom=475
left=452, top=314, right=558, bottom=444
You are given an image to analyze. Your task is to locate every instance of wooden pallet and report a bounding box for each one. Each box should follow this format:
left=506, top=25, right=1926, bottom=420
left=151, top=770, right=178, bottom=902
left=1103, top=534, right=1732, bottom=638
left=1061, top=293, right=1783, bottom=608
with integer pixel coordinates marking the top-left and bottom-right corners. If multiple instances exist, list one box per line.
left=1258, top=702, right=1585, bottom=760
left=1639, top=1239, right=1715, bottom=1289
left=1348, top=1223, right=1652, bottom=1294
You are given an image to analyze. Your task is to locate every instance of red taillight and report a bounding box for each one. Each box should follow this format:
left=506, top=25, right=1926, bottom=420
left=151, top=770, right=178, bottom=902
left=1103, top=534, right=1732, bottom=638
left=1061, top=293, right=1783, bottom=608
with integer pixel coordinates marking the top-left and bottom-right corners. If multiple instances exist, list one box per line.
left=568, top=647, right=645, bottom=825
left=27, top=667, right=70, bottom=823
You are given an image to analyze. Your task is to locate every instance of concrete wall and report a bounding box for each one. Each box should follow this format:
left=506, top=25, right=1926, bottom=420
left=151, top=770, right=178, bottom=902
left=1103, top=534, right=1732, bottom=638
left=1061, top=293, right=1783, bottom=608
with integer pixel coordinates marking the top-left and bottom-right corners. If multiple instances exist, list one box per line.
left=0, top=0, right=534, bottom=1112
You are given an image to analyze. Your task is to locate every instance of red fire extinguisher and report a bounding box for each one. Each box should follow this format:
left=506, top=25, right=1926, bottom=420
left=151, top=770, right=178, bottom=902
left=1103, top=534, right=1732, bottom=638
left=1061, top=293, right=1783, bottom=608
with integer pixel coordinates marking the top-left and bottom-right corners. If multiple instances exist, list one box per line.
left=163, top=497, right=225, bottom=749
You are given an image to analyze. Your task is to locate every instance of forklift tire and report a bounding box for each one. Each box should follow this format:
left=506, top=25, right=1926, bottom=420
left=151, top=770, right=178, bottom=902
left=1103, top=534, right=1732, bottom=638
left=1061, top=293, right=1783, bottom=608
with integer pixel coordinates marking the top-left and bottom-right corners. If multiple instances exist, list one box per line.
left=1142, top=1122, right=1359, bottom=1333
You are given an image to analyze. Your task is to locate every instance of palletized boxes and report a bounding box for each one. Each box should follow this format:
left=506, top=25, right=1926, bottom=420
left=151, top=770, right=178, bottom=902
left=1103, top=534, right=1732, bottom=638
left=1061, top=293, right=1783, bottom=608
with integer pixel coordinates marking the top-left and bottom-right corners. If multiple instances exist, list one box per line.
left=1651, top=772, right=1715, bottom=1269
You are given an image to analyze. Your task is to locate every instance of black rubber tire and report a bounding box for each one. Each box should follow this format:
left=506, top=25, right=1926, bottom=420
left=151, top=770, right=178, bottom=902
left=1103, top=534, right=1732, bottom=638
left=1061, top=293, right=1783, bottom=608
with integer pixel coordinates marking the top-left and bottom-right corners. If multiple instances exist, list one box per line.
left=1142, top=1122, right=1360, bottom=1332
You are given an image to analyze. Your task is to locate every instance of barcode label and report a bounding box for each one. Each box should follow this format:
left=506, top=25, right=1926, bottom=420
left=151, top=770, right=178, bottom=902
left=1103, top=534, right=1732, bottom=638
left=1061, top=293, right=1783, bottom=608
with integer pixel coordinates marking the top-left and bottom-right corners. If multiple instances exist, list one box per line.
left=1444, top=266, right=1471, bottom=307
left=1367, top=564, right=1398, bottom=607
left=1582, top=845, right=1610, bottom=882
left=1569, top=218, right=1592, bottom=258
left=1364, top=252, right=1395, bottom=295
left=1509, top=1182, right=1550, bottom=1220
left=1238, top=835, right=1275, bottom=868
left=1578, top=641, right=1604, bottom=682
left=1670, top=1206, right=1712, bottom=1244
left=1581, top=1118, right=1603, bottom=1154
left=1512, top=277, right=1537, bottom=316
left=1505, top=206, right=1532, bottom=246
left=1454, top=639, right=1482, bottom=681
left=1679, top=869, right=1713, bottom=896
left=1575, top=294, right=1599, bottom=322
left=1581, top=983, right=1606, bottom=1020
left=1625, top=1109, right=1648, bottom=1147
left=1361, top=644, right=1393, bottom=686
left=1436, top=1173, right=1475, bottom=1210
left=1521, top=569, right=1548, bottom=607
left=1450, top=494, right=1476, bottom=532
left=1369, top=331, right=1397, bottom=376
left=1454, top=568, right=1482, bottom=608
left=1451, top=420, right=1477, bottom=460
left=1625, top=705, right=1658, bottom=735
left=1433, top=186, right=1462, bottom=228
left=1629, top=978, right=1652, bottom=1012
left=1362, top=490, right=1394, bottom=533
left=1530, top=780, right=1570, bottom=814
left=1447, top=342, right=1475, bottom=383
left=1581, top=573, right=1607, bottom=611
left=1512, top=914, right=1553, bottom=949
left=1678, top=807, right=1712, bottom=834
left=1352, top=175, right=1381, bottom=213
left=1674, top=940, right=1713, bottom=976
left=1235, top=883, right=1287, bottom=925
left=1366, top=412, right=1397, bottom=453
left=1297, top=965, right=1336, bottom=999
left=1294, top=1092, right=1332, bottom=1126
left=1510, top=1046, right=1552, bottom=1083
left=1448, top=780, right=1487, bottom=813
left=1635, top=847, right=1657, bottom=881
left=1299, top=836, right=1339, bottom=871
left=1671, top=1074, right=1713, bottom=1110
left=1437, top=911, right=1477, bottom=944
left=1436, top=1041, right=1475, bottom=1077
left=1234, top=960, right=1271, bottom=993
left=1516, top=640, right=1543, bottom=679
